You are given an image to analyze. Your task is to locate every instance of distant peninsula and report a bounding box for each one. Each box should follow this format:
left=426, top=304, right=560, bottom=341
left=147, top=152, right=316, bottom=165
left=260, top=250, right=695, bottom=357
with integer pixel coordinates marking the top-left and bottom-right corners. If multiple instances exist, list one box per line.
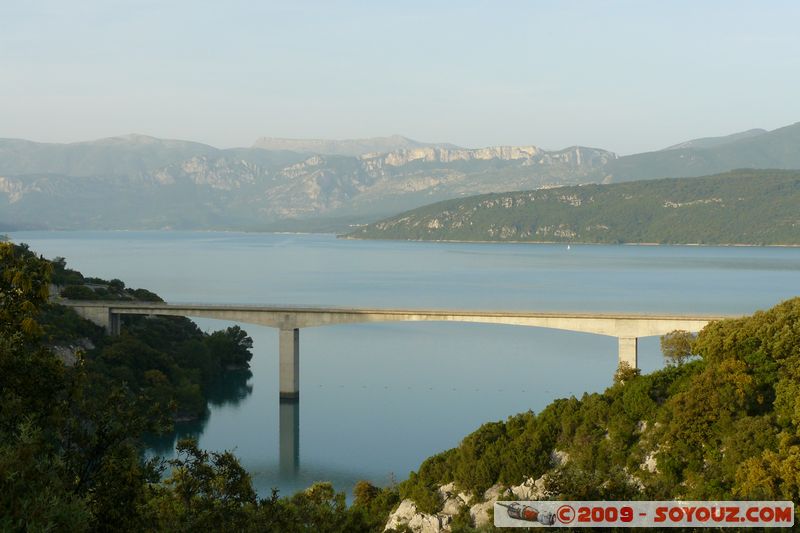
left=344, top=169, right=800, bottom=245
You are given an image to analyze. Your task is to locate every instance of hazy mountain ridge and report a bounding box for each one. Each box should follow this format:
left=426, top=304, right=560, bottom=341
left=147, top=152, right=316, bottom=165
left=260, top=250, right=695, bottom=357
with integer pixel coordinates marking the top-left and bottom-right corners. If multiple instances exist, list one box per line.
left=0, top=137, right=613, bottom=229
left=345, top=169, right=800, bottom=245
left=607, top=122, right=800, bottom=181
left=660, top=128, right=767, bottom=151
left=1, top=122, right=800, bottom=231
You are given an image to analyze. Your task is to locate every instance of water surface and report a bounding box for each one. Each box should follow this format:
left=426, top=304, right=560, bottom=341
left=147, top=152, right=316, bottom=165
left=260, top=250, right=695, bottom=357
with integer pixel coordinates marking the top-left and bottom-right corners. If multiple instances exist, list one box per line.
left=11, top=231, right=800, bottom=496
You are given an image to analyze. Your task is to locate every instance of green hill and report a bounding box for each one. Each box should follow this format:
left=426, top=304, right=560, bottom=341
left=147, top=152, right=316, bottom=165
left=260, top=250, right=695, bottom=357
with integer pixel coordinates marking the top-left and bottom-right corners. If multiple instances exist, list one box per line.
left=346, top=169, right=800, bottom=245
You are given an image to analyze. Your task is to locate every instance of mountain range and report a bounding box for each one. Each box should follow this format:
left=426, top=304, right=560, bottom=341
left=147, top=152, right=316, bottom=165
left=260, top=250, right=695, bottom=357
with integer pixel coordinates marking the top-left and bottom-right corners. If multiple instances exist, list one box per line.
left=1, top=122, right=799, bottom=231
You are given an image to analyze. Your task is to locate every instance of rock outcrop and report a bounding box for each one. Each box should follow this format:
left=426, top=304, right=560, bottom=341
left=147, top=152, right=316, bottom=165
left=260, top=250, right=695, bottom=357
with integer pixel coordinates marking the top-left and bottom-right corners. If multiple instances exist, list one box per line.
left=50, top=338, right=94, bottom=367
left=510, top=475, right=550, bottom=501
left=468, top=484, right=511, bottom=529
left=384, top=499, right=449, bottom=533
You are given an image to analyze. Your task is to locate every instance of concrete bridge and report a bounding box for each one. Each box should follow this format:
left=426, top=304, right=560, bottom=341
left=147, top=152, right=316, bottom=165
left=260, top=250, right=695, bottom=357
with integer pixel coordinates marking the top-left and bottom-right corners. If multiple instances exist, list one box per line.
left=64, top=301, right=733, bottom=400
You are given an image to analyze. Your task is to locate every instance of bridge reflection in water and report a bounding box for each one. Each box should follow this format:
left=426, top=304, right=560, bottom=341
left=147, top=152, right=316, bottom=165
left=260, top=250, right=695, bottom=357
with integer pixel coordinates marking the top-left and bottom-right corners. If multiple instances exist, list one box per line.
left=279, top=398, right=300, bottom=477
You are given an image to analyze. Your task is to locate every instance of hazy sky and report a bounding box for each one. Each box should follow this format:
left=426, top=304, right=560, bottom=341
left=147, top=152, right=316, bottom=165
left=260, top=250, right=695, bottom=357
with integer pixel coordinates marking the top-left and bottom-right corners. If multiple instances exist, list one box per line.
left=2, top=1, right=799, bottom=154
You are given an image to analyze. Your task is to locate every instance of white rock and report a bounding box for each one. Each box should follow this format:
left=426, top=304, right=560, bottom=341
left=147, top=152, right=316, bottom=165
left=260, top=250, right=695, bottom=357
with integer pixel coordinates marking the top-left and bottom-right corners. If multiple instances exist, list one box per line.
left=550, top=449, right=570, bottom=466
left=436, top=482, right=470, bottom=516
left=457, top=491, right=473, bottom=506
left=384, top=499, right=448, bottom=533
left=469, top=484, right=510, bottom=528
left=441, top=497, right=463, bottom=517
left=469, top=500, right=494, bottom=529
left=641, top=451, right=659, bottom=473
left=51, top=345, right=80, bottom=366
left=77, top=337, right=95, bottom=350
left=437, top=482, right=456, bottom=499
left=482, top=483, right=509, bottom=501
left=626, top=471, right=645, bottom=491
left=510, top=475, right=549, bottom=500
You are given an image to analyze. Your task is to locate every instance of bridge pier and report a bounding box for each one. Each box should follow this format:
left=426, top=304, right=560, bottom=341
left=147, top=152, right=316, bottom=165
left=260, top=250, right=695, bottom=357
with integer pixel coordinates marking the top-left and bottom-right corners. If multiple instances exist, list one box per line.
left=279, top=328, right=300, bottom=400
left=618, top=337, right=638, bottom=369
left=109, top=313, right=121, bottom=336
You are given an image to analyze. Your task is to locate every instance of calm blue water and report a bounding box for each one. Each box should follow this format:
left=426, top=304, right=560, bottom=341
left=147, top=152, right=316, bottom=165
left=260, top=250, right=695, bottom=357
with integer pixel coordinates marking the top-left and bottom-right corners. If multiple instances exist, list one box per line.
left=9, top=231, right=800, bottom=496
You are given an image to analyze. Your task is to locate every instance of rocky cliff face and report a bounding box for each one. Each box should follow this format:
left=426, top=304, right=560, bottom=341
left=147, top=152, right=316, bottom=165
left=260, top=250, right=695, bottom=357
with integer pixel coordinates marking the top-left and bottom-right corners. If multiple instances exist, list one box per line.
left=252, top=134, right=457, bottom=157
left=360, top=145, right=611, bottom=168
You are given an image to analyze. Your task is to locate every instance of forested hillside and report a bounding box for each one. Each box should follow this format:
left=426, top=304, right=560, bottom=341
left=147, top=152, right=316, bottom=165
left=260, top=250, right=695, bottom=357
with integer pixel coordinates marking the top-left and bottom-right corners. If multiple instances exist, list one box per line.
left=347, top=170, right=800, bottom=245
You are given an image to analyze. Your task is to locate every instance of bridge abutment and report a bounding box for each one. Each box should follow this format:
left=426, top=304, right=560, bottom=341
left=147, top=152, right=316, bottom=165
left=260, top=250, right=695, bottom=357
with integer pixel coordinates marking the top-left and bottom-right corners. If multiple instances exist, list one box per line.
left=618, top=336, right=638, bottom=369
left=279, top=328, right=300, bottom=400
left=70, top=304, right=120, bottom=335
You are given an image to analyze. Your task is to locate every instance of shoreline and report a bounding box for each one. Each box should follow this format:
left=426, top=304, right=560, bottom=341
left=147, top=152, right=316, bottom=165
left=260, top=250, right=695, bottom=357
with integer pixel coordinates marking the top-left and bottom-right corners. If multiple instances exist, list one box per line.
left=338, top=235, right=800, bottom=248
left=8, top=229, right=800, bottom=248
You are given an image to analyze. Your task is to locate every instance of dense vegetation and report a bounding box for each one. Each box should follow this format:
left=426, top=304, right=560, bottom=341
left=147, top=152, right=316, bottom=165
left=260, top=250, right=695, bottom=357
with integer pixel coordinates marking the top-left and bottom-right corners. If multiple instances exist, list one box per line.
left=0, top=242, right=402, bottom=531
left=2, top=241, right=799, bottom=530
left=42, top=252, right=255, bottom=421
left=397, top=297, right=800, bottom=523
left=347, top=169, right=800, bottom=245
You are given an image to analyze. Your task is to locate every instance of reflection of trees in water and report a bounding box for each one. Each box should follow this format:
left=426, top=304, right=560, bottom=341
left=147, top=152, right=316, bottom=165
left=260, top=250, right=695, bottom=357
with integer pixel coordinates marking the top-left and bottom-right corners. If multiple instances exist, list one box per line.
left=206, top=368, right=254, bottom=408
left=145, top=369, right=254, bottom=456
left=145, top=417, right=208, bottom=457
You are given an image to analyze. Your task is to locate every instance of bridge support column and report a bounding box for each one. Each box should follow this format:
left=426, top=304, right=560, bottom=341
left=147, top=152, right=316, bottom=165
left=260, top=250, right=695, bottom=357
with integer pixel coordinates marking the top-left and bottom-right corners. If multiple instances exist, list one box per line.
left=109, top=313, right=121, bottom=336
left=279, top=328, right=300, bottom=400
left=618, top=337, right=638, bottom=369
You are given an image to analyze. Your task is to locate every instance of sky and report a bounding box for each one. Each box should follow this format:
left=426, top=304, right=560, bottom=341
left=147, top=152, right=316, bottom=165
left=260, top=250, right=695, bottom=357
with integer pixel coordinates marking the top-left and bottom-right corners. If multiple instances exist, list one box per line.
left=1, top=1, right=799, bottom=154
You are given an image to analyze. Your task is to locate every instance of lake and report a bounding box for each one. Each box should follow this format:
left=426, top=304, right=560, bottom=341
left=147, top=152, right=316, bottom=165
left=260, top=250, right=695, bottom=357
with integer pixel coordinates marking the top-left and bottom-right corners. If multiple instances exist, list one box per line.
left=9, top=231, right=800, bottom=497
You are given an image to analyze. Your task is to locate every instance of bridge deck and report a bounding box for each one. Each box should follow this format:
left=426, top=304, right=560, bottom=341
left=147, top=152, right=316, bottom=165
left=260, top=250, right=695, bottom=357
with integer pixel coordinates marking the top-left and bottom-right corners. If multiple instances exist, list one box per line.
left=64, top=300, right=733, bottom=321
left=63, top=300, right=739, bottom=397
left=62, top=300, right=735, bottom=337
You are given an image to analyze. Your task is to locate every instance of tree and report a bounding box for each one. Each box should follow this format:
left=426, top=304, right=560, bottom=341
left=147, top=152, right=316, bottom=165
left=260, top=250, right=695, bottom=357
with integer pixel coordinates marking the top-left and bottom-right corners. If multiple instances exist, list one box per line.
left=0, top=243, right=51, bottom=338
left=206, top=325, right=253, bottom=369
left=0, top=243, right=92, bottom=530
left=0, top=243, right=166, bottom=530
left=660, top=330, right=697, bottom=366
left=613, top=361, right=641, bottom=384
left=0, top=244, right=66, bottom=433
left=149, top=438, right=257, bottom=531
